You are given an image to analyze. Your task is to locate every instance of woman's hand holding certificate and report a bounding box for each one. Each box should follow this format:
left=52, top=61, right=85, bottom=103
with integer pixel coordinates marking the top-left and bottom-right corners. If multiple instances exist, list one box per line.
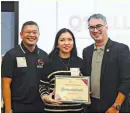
left=43, top=95, right=62, bottom=105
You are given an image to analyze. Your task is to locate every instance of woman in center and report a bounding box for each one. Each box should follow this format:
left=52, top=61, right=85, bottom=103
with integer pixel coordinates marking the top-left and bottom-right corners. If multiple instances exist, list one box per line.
left=39, top=28, right=84, bottom=113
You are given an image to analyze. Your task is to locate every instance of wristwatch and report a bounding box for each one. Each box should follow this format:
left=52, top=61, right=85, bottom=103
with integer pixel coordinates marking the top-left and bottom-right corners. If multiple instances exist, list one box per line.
left=112, top=103, right=121, bottom=110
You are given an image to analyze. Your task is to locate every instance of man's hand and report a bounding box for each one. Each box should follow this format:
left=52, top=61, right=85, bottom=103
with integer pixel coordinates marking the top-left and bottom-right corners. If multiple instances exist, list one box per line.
left=5, top=109, right=13, bottom=113
left=43, top=96, right=62, bottom=105
left=106, top=106, right=119, bottom=113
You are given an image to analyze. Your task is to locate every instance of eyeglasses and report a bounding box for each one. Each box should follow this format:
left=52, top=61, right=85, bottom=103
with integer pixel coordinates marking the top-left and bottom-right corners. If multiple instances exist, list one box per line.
left=24, top=31, right=39, bottom=35
left=88, top=24, right=105, bottom=31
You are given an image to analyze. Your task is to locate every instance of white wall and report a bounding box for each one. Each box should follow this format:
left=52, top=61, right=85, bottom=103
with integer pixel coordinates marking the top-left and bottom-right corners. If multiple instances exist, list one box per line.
left=19, top=0, right=130, bottom=57
left=19, top=1, right=57, bottom=53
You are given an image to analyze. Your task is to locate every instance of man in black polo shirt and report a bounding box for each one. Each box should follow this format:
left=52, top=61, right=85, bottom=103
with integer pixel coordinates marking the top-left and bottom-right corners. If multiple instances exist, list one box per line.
left=1, top=21, right=49, bottom=113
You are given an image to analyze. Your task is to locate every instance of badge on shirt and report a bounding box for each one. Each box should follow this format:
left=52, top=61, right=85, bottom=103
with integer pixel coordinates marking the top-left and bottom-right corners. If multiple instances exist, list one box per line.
left=70, top=68, right=80, bottom=76
left=36, top=59, right=44, bottom=68
left=16, top=57, right=27, bottom=67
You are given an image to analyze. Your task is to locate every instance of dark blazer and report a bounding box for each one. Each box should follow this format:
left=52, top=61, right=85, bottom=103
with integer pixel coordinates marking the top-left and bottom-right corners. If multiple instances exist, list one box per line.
left=82, top=38, right=130, bottom=112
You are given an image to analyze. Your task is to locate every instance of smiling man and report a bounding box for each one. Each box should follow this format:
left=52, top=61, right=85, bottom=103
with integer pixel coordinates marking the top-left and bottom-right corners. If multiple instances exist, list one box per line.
left=82, top=14, right=130, bottom=113
left=1, top=21, right=49, bottom=113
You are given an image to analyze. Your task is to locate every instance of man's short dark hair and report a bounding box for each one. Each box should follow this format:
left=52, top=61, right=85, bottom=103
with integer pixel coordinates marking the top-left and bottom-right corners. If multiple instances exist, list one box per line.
left=21, top=21, right=39, bottom=32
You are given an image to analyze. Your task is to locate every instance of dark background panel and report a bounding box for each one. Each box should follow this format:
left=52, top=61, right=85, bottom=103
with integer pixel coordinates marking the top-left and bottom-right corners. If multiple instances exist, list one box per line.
left=1, top=1, right=15, bottom=12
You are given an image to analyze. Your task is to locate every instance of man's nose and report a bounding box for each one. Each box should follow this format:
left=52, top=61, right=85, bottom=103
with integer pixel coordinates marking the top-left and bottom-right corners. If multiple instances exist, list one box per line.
left=93, top=28, right=98, bottom=32
left=30, top=32, right=35, bottom=36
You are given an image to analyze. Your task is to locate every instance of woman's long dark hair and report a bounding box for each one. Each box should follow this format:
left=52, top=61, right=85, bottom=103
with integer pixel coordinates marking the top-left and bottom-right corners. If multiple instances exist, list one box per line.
left=49, top=28, right=77, bottom=58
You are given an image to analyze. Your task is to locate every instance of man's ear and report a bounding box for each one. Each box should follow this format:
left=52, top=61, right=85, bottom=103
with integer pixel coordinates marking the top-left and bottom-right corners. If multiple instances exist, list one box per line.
left=20, top=32, right=23, bottom=39
left=106, top=25, right=108, bottom=30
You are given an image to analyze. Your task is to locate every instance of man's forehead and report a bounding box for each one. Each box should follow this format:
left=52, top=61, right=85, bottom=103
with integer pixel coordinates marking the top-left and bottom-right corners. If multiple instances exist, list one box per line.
left=24, top=25, right=38, bottom=28
left=23, top=25, right=39, bottom=31
left=88, top=18, right=105, bottom=26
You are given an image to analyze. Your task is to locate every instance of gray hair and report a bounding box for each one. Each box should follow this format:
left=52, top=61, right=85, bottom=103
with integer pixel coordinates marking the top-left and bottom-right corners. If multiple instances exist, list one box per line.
left=88, top=14, right=107, bottom=25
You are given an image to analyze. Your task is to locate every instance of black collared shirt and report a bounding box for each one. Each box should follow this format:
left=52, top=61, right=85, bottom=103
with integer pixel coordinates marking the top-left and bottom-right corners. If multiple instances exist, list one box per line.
left=1, top=42, right=49, bottom=103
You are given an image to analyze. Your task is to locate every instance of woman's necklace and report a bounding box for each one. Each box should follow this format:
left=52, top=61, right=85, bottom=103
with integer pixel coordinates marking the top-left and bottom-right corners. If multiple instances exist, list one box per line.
left=59, top=56, right=71, bottom=70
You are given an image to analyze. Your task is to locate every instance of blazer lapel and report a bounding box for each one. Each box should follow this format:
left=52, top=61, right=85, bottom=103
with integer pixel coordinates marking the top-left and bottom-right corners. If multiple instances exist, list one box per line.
left=88, top=44, right=94, bottom=76
left=101, top=39, right=113, bottom=80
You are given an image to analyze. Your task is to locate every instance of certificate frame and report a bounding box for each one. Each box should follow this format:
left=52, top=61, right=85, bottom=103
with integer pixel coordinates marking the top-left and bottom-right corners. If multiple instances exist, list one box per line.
left=54, top=75, right=90, bottom=104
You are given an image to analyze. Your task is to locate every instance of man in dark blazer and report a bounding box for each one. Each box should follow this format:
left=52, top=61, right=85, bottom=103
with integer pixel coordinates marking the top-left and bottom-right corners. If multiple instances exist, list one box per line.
left=82, top=14, right=130, bottom=113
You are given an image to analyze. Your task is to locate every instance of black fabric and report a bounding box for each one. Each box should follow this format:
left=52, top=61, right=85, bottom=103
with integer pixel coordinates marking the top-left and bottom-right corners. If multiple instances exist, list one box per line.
left=3, top=100, right=45, bottom=113
left=12, top=100, right=45, bottom=113
left=1, top=42, right=49, bottom=112
left=45, top=111, right=83, bottom=113
left=87, top=97, right=102, bottom=113
left=82, top=38, right=130, bottom=112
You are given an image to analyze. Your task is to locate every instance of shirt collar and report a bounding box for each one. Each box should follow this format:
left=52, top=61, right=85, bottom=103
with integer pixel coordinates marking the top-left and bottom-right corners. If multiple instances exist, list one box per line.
left=94, top=43, right=105, bottom=51
left=20, top=41, right=39, bottom=54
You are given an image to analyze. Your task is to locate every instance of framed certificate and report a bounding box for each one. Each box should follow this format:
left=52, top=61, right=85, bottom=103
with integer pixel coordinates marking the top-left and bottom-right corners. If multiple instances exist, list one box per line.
left=54, top=76, right=90, bottom=104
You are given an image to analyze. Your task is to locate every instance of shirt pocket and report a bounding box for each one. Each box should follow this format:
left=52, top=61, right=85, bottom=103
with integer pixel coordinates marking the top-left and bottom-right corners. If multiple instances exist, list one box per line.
left=14, top=67, right=27, bottom=77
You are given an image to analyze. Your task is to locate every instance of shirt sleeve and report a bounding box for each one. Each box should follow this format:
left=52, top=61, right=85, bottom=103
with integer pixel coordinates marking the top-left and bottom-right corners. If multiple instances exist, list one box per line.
left=1, top=51, right=15, bottom=78
left=118, top=45, right=130, bottom=96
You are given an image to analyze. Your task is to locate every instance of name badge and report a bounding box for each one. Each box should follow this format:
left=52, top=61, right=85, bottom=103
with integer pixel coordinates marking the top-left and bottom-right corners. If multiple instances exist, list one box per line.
left=70, top=68, right=80, bottom=76
left=16, top=57, right=27, bottom=67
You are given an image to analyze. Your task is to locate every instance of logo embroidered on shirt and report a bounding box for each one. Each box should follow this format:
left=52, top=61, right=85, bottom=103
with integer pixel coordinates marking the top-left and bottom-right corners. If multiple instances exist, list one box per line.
left=36, top=59, right=44, bottom=68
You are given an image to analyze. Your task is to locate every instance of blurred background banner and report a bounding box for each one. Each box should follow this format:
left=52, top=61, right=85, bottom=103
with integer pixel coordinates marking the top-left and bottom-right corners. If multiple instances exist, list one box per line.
left=1, top=1, right=19, bottom=55
left=19, top=0, right=130, bottom=57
